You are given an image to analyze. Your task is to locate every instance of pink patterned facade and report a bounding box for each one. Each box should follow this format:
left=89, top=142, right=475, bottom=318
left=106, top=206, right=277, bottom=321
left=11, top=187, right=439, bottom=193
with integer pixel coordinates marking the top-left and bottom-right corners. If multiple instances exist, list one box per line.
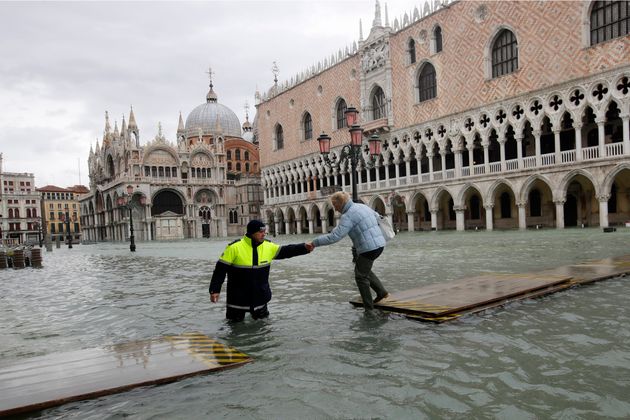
left=257, top=1, right=630, bottom=233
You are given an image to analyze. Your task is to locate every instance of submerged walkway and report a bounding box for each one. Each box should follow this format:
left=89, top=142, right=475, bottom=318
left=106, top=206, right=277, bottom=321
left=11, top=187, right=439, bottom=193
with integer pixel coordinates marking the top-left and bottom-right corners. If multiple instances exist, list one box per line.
left=0, top=333, right=251, bottom=416
left=351, top=254, right=630, bottom=322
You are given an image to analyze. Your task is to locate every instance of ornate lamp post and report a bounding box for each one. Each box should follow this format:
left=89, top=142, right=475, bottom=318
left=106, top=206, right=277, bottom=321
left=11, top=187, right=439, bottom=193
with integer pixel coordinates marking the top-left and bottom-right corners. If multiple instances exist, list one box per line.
left=64, top=205, right=72, bottom=249
left=117, top=185, right=145, bottom=252
left=317, top=106, right=381, bottom=203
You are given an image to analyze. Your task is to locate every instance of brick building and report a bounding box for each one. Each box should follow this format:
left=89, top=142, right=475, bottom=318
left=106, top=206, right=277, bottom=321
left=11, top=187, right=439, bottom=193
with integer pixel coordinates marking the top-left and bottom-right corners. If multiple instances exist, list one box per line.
left=256, top=0, right=630, bottom=233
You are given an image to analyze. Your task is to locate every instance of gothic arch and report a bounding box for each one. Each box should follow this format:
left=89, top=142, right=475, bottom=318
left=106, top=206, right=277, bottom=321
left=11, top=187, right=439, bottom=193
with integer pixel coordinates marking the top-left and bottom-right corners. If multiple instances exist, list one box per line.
left=519, top=174, right=553, bottom=203
left=454, top=182, right=482, bottom=208
left=556, top=168, right=599, bottom=201
left=602, top=162, right=630, bottom=194
left=486, top=178, right=517, bottom=204
left=483, top=25, right=519, bottom=79
left=332, top=96, right=348, bottom=131
left=428, top=186, right=451, bottom=210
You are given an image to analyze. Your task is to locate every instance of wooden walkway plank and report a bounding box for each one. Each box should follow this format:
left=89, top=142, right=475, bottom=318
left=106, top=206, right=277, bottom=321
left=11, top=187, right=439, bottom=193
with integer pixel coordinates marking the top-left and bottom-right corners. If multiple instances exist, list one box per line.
left=350, top=254, right=630, bottom=322
left=0, top=333, right=252, bottom=417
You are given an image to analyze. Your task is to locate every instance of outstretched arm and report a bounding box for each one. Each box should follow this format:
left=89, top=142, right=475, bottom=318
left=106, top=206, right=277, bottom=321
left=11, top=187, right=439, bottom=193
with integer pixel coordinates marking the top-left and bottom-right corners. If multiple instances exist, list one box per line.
left=275, top=243, right=311, bottom=260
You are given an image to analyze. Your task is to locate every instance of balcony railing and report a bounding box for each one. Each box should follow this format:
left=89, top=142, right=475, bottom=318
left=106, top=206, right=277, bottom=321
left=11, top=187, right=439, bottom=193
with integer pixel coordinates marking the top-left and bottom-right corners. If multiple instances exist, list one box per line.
left=473, top=164, right=485, bottom=175
left=541, top=153, right=555, bottom=166
left=607, top=142, right=624, bottom=156
left=582, top=145, right=599, bottom=160
left=506, top=159, right=519, bottom=171
left=561, top=150, right=576, bottom=163
left=264, top=143, right=628, bottom=206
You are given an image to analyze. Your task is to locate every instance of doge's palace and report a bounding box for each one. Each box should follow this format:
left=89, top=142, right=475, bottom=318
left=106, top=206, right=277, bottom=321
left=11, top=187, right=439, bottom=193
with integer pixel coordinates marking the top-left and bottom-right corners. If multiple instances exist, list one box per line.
left=256, top=0, right=630, bottom=234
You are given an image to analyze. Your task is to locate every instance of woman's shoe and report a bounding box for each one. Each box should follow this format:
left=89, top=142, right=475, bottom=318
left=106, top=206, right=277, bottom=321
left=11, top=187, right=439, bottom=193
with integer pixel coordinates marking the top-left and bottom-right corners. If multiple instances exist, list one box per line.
left=373, top=293, right=391, bottom=304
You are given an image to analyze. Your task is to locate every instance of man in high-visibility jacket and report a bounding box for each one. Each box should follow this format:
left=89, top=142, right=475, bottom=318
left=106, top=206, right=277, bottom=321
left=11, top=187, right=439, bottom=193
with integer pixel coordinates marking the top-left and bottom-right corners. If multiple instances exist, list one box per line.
left=209, top=220, right=313, bottom=321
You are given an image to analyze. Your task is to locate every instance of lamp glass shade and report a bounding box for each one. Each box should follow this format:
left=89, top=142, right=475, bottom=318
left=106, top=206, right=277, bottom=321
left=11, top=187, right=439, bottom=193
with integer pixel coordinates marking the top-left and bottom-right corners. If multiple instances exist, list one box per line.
left=117, top=197, right=124, bottom=206
left=126, top=185, right=134, bottom=195
left=368, top=134, right=381, bottom=157
left=317, top=132, right=331, bottom=154
left=349, top=125, right=363, bottom=147
left=344, top=106, right=358, bottom=126
left=140, top=196, right=146, bottom=205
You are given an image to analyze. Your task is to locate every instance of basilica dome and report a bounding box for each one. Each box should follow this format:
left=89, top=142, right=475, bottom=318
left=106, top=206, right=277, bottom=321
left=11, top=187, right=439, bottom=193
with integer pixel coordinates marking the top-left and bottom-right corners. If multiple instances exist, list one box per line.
left=185, top=84, right=242, bottom=138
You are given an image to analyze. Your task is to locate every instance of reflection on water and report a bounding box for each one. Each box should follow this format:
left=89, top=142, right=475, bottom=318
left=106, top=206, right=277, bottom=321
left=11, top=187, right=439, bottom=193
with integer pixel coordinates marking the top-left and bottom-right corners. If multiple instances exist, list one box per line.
left=1, top=229, right=630, bottom=418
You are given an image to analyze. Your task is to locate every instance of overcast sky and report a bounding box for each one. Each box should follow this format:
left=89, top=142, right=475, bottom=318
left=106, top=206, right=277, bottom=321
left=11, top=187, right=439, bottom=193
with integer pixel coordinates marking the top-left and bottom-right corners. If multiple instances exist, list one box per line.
left=0, top=0, right=423, bottom=187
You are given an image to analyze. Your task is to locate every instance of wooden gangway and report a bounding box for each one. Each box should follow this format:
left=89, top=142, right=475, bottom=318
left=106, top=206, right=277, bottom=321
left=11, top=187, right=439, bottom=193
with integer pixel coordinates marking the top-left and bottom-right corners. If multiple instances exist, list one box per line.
left=351, top=254, right=630, bottom=322
left=0, top=333, right=252, bottom=416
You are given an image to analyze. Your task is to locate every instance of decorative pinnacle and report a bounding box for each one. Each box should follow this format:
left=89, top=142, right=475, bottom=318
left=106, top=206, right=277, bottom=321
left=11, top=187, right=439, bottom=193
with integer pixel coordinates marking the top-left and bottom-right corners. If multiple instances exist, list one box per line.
left=206, top=66, right=214, bottom=88
left=272, top=61, right=279, bottom=85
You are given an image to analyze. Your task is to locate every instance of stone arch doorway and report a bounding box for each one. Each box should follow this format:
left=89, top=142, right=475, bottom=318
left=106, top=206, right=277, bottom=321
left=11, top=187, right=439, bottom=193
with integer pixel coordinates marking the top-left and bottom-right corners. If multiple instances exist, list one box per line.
left=152, top=190, right=185, bottom=240
left=152, top=190, right=184, bottom=216
left=564, top=193, right=579, bottom=227
left=199, top=206, right=212, bottom=238
left=563, top=174, right=597, bottom=227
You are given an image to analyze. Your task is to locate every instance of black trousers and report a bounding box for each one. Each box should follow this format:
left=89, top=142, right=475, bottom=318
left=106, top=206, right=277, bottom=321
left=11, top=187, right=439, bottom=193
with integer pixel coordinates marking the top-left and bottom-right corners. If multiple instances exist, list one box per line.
left=226, top=304, right=269, bottom=321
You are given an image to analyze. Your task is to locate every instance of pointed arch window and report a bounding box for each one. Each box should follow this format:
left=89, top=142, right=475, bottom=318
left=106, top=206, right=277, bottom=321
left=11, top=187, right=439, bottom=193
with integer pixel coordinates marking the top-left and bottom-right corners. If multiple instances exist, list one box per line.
left=433, top=26, right=443, bottom=53
left=372, top=86, right=387, bottom=120
left=408, top=38, right=416, bottom=64
left=303, top=112, right=313, bottom=140
left=491, top=29, right=518, bottom=78
left=235, top=149, right=241, bottom=160
left=336, top=99, right=347, bottom=129
left=226, top=150, right=232, bottom=160
left=244, top=151, right=250, bottom=161
left=418, top=63, right=437, bottom=102
left=591, top=1, right=630, bottom=45
left=275, top=124, right=284, bottom=150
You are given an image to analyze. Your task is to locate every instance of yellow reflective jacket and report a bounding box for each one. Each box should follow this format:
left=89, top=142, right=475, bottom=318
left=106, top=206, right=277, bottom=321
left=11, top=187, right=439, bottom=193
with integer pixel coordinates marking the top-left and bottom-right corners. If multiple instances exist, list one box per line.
left=209, top=236, right=308, bottom=309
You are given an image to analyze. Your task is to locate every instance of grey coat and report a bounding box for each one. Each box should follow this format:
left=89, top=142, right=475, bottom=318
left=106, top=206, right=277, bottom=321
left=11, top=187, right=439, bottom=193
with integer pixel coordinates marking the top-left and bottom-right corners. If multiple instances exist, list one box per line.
left=312, top=200, right=386, bottom=254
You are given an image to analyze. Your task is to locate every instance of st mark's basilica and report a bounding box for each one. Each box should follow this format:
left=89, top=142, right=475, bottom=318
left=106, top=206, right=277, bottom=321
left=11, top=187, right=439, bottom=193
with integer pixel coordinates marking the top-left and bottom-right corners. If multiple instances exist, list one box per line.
left=79, top=77, right=262, bottom=241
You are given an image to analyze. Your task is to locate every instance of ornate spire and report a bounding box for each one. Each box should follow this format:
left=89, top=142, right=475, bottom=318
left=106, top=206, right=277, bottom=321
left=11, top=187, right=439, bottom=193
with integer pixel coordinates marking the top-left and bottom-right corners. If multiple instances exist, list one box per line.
left=242, top=101, right=252, bottom=131
left=206, top=66, right=218, bottom=102
left=385, top=3, right=389, bottom=27
left=113, top=120, right=119, bottom=137
left=359, top=19, right=363, bottom=41
left=373, top=0, right=382, bottom=28
left=104, top=111, right=111, bottom=133
left=272, top=61, right=279, bottom=86
left=128, top=106, right=137, bottom=130
left=121, top=114, right=127, bottom=133
left=177, top=111, right=185, bottom=133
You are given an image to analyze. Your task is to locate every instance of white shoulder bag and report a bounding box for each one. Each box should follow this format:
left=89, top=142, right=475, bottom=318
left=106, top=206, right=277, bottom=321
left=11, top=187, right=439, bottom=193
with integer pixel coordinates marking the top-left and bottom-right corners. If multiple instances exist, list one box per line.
left=378, top=215, right=396, bottom=241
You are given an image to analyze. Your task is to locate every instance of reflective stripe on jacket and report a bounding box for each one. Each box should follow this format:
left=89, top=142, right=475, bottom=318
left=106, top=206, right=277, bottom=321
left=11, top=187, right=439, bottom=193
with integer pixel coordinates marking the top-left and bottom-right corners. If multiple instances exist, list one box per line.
left=209, top=236, right=308, bottom=309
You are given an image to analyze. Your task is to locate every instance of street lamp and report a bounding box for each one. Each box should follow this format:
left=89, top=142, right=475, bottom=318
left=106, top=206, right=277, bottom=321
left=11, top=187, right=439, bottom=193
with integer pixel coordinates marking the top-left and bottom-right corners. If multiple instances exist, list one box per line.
left=317, top=106, right=381, bottom=203
left=117, top=185, right=145, bottom=252
left=64, top=205, right=72, bottom=249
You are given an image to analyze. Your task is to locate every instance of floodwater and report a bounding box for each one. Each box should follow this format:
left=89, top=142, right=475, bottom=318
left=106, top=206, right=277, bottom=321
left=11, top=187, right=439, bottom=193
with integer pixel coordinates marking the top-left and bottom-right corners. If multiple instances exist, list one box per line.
left=1, top=228, right=630, bottom=419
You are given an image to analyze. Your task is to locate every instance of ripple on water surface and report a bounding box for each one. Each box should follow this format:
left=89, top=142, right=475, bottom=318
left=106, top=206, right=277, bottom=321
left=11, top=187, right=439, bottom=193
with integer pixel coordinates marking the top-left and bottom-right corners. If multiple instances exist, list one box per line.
left=1, top=230, right=630, bottom=418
